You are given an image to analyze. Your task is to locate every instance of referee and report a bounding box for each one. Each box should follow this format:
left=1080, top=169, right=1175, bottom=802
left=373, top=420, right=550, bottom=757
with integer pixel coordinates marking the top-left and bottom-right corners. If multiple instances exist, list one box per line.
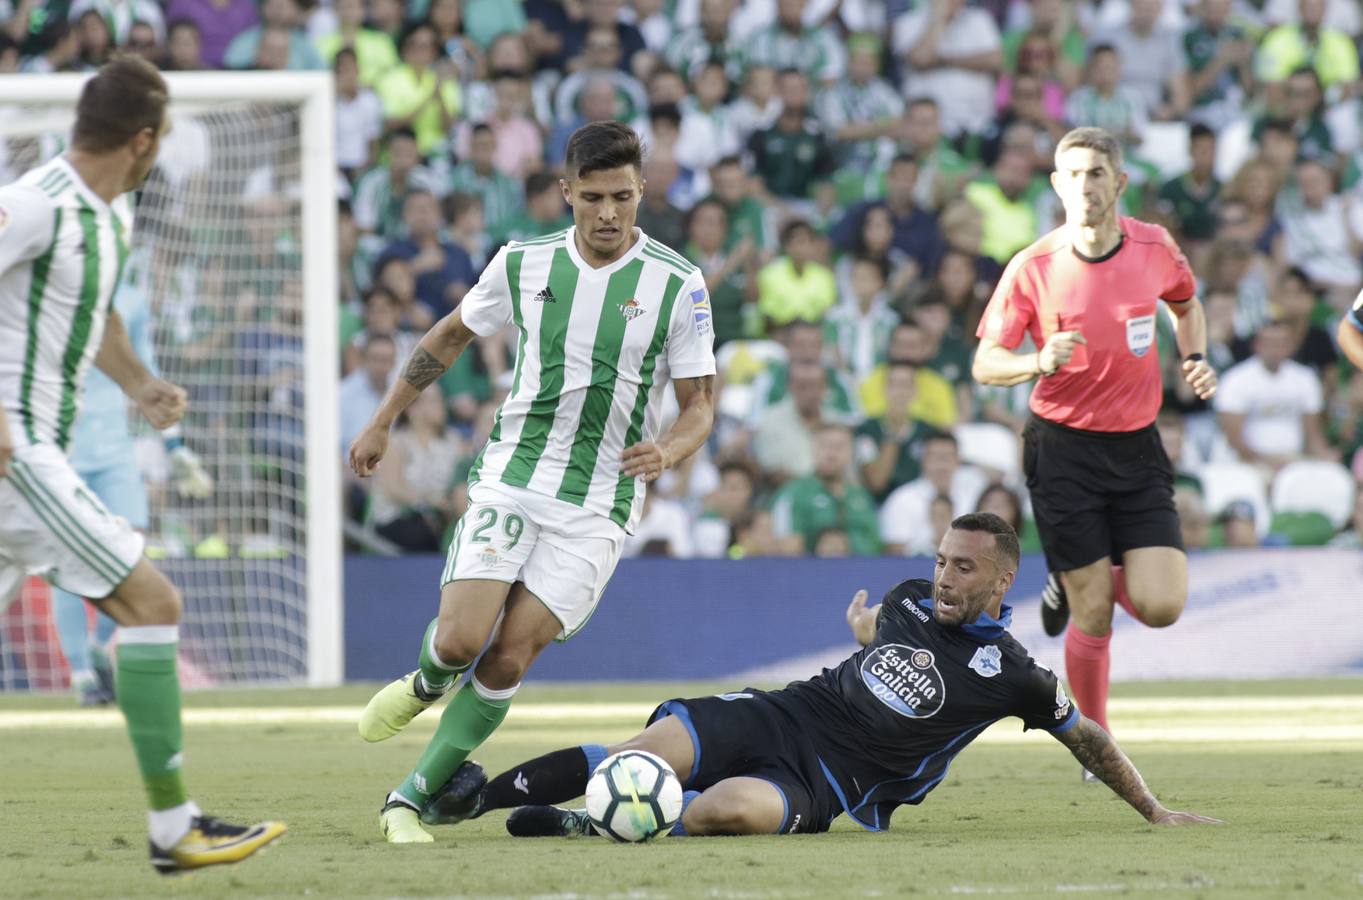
left=971, top=127, right=1217, bottom=748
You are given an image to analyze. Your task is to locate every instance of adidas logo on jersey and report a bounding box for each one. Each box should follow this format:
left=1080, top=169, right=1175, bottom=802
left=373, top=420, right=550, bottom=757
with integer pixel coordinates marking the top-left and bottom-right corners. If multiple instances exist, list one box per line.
left=532, top=286, right=557, bottom=303
left=618, top=298, right=646, bottom=321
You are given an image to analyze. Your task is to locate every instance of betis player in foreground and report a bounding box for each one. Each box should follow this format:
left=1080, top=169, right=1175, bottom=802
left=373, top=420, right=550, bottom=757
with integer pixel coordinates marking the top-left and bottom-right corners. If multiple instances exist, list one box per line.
left=0, top=57, right=284, bottom=873
left=349, top=120, right=717, bottom=843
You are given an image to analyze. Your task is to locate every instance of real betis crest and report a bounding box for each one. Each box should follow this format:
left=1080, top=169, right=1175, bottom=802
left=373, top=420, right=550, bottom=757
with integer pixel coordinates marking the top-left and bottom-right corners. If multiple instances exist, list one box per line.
left=618, top=298, right=646, bottom=321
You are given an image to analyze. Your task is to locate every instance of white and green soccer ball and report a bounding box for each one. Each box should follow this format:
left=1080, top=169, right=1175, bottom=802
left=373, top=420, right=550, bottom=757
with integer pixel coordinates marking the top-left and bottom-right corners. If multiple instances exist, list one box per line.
left=585, top=750, right=683, bottom=842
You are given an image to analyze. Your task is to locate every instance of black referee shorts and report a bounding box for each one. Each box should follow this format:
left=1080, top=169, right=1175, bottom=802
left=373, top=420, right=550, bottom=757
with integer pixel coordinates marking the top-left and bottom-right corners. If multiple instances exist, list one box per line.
left=648, top=691, right=842, bottom=835
left=1022, top=414, right=1183, bottom=574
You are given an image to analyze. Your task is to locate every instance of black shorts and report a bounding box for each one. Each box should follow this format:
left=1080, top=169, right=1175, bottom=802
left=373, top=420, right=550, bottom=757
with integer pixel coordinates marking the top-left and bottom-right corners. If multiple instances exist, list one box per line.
left=1022, top=414, right=1183, bottom=573
left=648, top=691, right=843, bottom=834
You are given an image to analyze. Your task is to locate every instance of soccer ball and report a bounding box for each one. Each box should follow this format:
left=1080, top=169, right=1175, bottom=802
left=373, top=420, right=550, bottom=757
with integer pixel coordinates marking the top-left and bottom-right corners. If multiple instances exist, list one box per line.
left=584, top=750, right=683, bottom=842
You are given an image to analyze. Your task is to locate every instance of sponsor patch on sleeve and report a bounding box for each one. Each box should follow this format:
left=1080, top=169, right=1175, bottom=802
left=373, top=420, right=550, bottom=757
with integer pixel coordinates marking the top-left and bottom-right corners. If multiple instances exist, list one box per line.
left=690, top=288, right=711, bottom=335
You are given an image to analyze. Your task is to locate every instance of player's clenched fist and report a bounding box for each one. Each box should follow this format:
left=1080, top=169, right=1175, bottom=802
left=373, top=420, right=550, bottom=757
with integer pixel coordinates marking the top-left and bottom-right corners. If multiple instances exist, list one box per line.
left=350, top=424, right=389, bottom=477
left=1038, top=330, right=1086, bottom=375
left=135, top=378, right=187, bottom=429
left=1182, top=357, right=1217, bottom=400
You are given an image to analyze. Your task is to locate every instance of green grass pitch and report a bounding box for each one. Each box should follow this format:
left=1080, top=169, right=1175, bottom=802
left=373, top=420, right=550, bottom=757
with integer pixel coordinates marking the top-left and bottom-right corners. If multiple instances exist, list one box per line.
left=3, top=679, right=1363, bottom=899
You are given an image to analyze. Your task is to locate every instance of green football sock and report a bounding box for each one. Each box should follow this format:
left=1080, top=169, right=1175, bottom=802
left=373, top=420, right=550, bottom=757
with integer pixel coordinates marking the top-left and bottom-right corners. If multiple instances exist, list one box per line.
left=395, top=680, right=513, bottom=806
left=417, top=618, right=469, bottom=696
left=115, top=628, right=188, bottom=811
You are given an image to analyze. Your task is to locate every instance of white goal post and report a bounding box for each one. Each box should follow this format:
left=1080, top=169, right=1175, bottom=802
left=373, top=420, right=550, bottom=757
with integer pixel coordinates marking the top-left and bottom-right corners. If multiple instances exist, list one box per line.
left=0, top=72, right=342, bottom=687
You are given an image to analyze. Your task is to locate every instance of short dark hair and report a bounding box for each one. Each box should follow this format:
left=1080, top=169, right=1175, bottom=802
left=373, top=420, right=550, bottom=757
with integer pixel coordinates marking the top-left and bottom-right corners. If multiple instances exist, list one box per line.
left=564, top=120, right=643, bottom=180
left=72, top=55, right=169, bottom=153
left=779, top=218, right=814, bottom=247
left=713, top=155, right=742, bottom=170
left=1189, top=123, right=1215, bottom=143
left=889, top=152, right=918, bottom=172
left=1260, top=117, right=1293, bottom=138
left=949, top=512, right=1021, bottom=572
left=470, top=122, right=495, bottom=138
left=524, top=170, right=560, bottom=197
left=385, top=126, right=418, bottom=145
left=923, top=430, right=958, bottom=451
left=1281, top=265, right=1312, bottom=287
left=334, top=46, right=357, bottom=68
left=649, top=102, right=682, bottom=129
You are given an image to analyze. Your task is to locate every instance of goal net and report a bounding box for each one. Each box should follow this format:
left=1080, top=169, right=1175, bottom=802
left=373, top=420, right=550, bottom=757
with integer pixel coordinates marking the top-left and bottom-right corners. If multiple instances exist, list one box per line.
left=0, top=72, right=341, bottom=689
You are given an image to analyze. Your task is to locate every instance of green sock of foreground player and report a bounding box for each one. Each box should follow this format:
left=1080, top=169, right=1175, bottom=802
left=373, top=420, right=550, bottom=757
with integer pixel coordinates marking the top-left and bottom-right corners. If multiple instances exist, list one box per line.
left=416, top=618, right=469, bottom=696
left=394, top=678, right=515, bottom=807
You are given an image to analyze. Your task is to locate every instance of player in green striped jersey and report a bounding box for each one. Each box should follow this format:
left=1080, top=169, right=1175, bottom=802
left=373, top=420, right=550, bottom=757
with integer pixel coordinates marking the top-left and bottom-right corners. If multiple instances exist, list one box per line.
left=349, top=121, right=717, bottom=844
left=0, top=57, right=284, bottom=874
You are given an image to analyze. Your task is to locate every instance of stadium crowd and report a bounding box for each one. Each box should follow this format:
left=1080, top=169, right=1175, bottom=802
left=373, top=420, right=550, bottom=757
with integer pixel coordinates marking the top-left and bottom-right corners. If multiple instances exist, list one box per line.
left=4, top=0, right=1363, bottom=557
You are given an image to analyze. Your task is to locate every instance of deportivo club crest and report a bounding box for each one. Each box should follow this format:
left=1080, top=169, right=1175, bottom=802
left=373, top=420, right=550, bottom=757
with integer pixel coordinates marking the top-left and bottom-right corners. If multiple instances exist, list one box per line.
left=968, top=645, right=1003, bottom=678
left=618, top=298, right=646, bottom=321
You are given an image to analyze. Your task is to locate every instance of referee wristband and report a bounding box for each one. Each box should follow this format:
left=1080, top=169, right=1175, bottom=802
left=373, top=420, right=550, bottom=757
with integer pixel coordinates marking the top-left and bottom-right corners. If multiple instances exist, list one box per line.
left=1183, top=353, right=1205, bottom=364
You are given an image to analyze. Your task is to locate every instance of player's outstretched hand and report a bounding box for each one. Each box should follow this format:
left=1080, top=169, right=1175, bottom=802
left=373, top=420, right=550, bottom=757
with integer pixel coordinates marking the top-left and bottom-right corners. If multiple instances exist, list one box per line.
left=1182, top=357, right=1217, bottom=400
left=1039, top=330, right=1086, bottom=375
left=846, top=589, right=879, bottom=647
left=169, top=445, right=214, bottom=499
left=349, top=424, right=389, bottom=477
left=136, top=379, right=188, bottom=429
left=1149, top=807, right=1224, bottom=826
left=621, top=441, right=672, bottom=483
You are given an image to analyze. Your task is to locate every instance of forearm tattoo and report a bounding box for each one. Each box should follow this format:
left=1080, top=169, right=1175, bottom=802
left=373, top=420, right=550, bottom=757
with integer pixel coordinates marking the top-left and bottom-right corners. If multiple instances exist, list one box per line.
left=402, top=347, right=448, bottom=391
left=1059, top=718, right=1158, bottom=819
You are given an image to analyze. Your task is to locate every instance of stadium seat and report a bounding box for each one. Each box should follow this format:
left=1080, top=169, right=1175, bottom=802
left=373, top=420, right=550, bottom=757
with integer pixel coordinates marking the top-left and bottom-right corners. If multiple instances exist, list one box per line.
left=1198, top=462, right=1271, bottom=537
left=1214, top=117, right=1254, bottom=182
left=1268, top=511, right=1336, bottom=546
left=953, top=422, right=1020, bottom=480
left=1269, top=460, right=1357, bottom=530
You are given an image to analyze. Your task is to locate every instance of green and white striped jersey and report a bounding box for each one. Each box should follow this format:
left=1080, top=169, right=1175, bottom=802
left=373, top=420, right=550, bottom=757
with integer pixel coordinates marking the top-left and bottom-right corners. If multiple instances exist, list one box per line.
left=461, top=227, right=716, bottom=532
left=0, top=157, right=132, bottom=453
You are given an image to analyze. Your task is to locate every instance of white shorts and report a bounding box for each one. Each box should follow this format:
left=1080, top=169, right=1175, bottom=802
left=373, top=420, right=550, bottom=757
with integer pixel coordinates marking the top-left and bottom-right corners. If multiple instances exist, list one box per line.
left=441, top=480, right=625, bottom=641
left=0, top=443, right=144, bottom=604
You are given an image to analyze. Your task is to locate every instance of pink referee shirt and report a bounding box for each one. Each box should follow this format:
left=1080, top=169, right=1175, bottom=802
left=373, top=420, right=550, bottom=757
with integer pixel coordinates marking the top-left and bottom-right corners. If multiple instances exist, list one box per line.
left=977, top=217, right=1197, bottom=432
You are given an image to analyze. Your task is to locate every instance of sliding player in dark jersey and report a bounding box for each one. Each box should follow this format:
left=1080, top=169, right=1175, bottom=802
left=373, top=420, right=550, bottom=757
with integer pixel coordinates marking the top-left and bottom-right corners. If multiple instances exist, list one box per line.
left=417, top=513, right=1221, bottom=836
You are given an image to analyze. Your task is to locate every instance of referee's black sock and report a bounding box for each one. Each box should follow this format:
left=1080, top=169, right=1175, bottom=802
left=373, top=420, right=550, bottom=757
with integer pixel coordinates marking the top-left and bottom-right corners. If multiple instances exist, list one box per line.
left=482, top=744, right=607, bottom=811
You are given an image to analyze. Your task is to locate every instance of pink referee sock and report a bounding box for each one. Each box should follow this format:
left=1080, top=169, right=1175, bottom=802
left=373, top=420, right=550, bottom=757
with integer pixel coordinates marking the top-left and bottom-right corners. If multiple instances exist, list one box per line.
left=1064, top=624, right=1111, bottom=734
left=1111, top=565, right=1148, bottom=625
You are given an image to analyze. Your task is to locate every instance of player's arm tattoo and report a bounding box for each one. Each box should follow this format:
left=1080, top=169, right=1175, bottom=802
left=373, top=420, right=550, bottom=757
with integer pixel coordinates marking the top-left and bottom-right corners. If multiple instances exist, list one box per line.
left=1053, top=717, right=1160, bottom=820
left=401, top=347, right=448, bottom=391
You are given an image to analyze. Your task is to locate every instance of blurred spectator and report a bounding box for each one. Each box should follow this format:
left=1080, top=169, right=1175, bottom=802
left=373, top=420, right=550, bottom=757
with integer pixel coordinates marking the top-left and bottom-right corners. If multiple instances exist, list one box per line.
left=753, top=361, right=840, bottom=480
left=377, top=190, right=475, bottom=317
left=963, top=148, right=1041, bottom=266
left=749, top=319, right=859, bottom=422
left=367, top=0, right=405, bottom=43
left=1264, top=68, right=1334, bottom=163
left=912, top=248, right=989, bottom=346
left=825, top=256, right=899, bottom=382
left=1217, top=499, right=1260, bottom=548
left=911, top=296, right=972, bottom=394
left=747, top=69, right=836, bottom=215
left=727, top=509, right=782, bottom=558
left=982, top=72, right=1066, bottom=166
left=707, top=155, right=771, bottom=254
left=559, top=0, right=645, bottom=73
left=495, top=170, right=572, bottom=244
left=1064, top=44, right=1147, bottom=149
left=547, top=74, right=642, bottom=165
left=459, top=0, right=527, bottom=49
left=125, top=21, right=161, bottom=63
left=624, top=493, right=696, bottom=557
left=1255, top=0, right=1360, bottom=97
left=878, top=431, right=987, bottom=555
left=771, top=424, right=881, bottom=555
left=893, top=0, right=1003, bottom=139
left=683, top=197, right=756, bottom=345
left=21, top=20, right=80, bottom=73
left=637, top=146, right=689, bottom=249
left=757, top=220, right=836, bottom=327
left=832, top=155, right=944, bottom=277
left=448, top=122, right=525, bottom=239
left=334, top=48, right=384, bottom=177
left=1157, top=123, right=1222, bottom=245
left=855, top=360, right=937, bottom=500
left=860, top=319, right=958, bottom=429
left=446, top=193, right=491, bottom=271
left=676, top=60, right=742, bottom=175
left=377, top=22, right=461, bottom=156
left=344, top=286, right=419, bottom=375
left=1220, top=158, right=1284, bottom=259
left=428, top=0, right=482, bottom=82
left=314, top=0, right=398, bottom=86
left=813, top=528, right=852, bottom=557
left=995, top=32, right=1067, bottom=125
left=339, top=333, right=397, bottom=453
left=453, top=70, right=543, bottom=179
left=1174, top=486, right=1212, bottom=550
left=1156, top=409, right=1204, bottom=493
left=728, top=65, right=782, bottom=149
left=68, top=0, right=165, bottom=46
left=1002, top=0, right=1083, bottom=88
left=367, top=388, right=460, bottom=551
left=338, top=201, right=367, bottom=306
left=75, top=9, right=112, bottom=68
left=666, top=0, right=742, bottom=82
left=164, top=0, right=256, bottom=69
left=746, top=0, right=846, bottom=86
left=1183, top=0, right=1254, bottom=131
left=1216, top=319, right=1331, bottom=470
left=164, top=19, right=205, bottom=71
left=373, top=256, right=436, bottom=331
left=352, top=128, right=444, bottom=242
left=223, top=0, right=322, bottom=71
left=832, top=204, right=916, bottom=303
left=938, top=197, right=1004, bottom=286
left=894, top=98, right=974, bottom=212
left=1238, top=266, right=1338, bottom=387
left=1279, top=158, right=1362, bottom=297
left=817, top=32, right=901, bottom=170
left=254, top=25, right=293, bottom=70
left=629, top=0, right=673, bottom=55
left=693, top=460, right=757, bottom=557
left=974, top=482, right=1040, bottom=551
left=1092, top=0, right=1188, bottom=120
